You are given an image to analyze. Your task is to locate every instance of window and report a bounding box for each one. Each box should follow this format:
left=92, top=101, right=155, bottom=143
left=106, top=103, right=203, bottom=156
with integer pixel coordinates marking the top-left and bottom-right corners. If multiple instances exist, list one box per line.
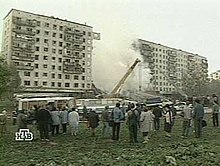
left=82, top=76, right=85, bottom=80
left=58, top=50, right=62, bottom=55
left=34, top=81, right=38, bottom=86
left=87, top=84, right=90, bottom=88
left=24, top=81, right=30, bottom=86
left=35, top=64, right=39, bottom=68
left=83, top=38, right=86, bottom=42
left=36, top=38, right=40, bottom=42
left=36, top=30, right=40, bottom=34
left=58, top=66, right=62, bottom=70
left=58, top=74, right=62, bottom=79
left=52, top=65, right=55, bottom=70
left=59, top=42, right=63, bottom=47
left=59, top=26, right=63, bottom=31
left=88, top=32, right=91, bottom=36
left=43, top=73, right=48, bottom=77
left=43, top=81, right=47, bottom=86
left=65, top=75, right=70, bottom=79
left=43, top=56, right=48, bottom=60
left=51, top=82, right=55, bottom=87
left=52, top=40, right=56, bottom=46
left=74, top=83, right=79, bottom=88
left=74, top=75, right=79, bottom=80
left=83, top=31, right=86, bottom=35
left=45, top=22, right=49, bottom=27
left=36, top=21, right=40, bottom=26
left=52, top=33, right=56, bottom=37
left=44, top=39, right=49, bottom=44
left=35, top=72, right=38, bottom=77
left=51, top=73, right=55, bottom=78
left=24, top=71, right=30, bottom=76
left=52, top=49, right=56, bottom=54
left=82, top=83, right=85, bottom=88
left=83, top=46, right=85, bottom=50
left=52, top=57, right=56, bottom=60
left=59, top=58, right=62, bottom=62
left=43, top=64, right=48, bottom=68
left=44, top=47, right=48, bottom=52
left=44, top=31, right=49, bottom=35
left=58, top=82, right=61, bottom=87
left=53, top=24, right=57, bottom=30
left=36, top=46, right=39, bottom=51
left=35, top=55, right=39, bottom=60
left=65, top=83, right=70, bottom=87
left=59, top=34, right=63, bottom=38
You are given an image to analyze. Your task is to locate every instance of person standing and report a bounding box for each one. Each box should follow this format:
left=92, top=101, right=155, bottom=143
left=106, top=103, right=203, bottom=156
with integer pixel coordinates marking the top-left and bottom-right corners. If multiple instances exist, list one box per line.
left=101, top=105, right=110, bottom=138
left=193, top=99, right=204, bottom=138
left=88, top=109, right=99, bottom=136
left=112, top=103, right=123, bottom=141
left=50, top=107, right=61, bottom=135
left=0, top=110, right=7, bottom=137
left=140, top=107, right=155, bottom=143
left=182, top=101, right=192, bottom=137
left=17, top=109, right=28, bottom=130
left=163, top=105, right=173, bottom=138
left=60, top=107, right=68, bottom=134
left=68, top=108, right=80, bottom=136
left=12, top=110, right=17, bottom=125
left=212, top=101, right=219, bottom=127
left=126, top=104, right=139, bottom=143
left=35, top=105, right=51, bottom=141
left=152, top=106, right=162, bottom=130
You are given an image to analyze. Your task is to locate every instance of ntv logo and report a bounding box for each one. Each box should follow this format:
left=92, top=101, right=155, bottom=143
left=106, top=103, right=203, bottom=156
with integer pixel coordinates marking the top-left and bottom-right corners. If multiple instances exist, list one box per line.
left=15, top=129, right=33, bottom=141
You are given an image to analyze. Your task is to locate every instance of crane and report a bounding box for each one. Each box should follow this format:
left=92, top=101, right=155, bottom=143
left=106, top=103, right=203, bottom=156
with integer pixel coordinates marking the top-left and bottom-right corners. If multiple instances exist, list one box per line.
left=110, top=58, right=141, bottom=96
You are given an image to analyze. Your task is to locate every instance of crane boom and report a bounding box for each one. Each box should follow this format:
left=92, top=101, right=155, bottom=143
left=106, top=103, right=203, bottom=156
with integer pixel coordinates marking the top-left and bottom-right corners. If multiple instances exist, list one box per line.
left=110, top=58, right=141, bottom=95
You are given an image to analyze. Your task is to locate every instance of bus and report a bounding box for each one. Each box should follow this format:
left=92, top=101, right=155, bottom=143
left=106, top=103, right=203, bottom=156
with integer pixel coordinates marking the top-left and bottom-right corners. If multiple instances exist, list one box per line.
left=18, top=97, right=76, bottom=110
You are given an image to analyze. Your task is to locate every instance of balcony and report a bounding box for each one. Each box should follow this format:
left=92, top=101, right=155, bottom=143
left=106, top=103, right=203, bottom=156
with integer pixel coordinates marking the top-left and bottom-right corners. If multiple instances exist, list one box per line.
left=13, top=36, right=35, bottom=43
left=12, top=45, right=35, bottom=53
left=64, top=37, right=83, bottom=44
left=65, top=46, right=83, bottom=52
left=12, top=54, right=34, bottom=62
left=63, top=53, right=83, bottom=59
left=141, top=44, right=153, bottom=52
left=166, top=50, right=177, bottom=57
left=13, top=18, right=37, bottom=27
left=16, top=64, right=34, bottom=70
left=13, top=28, right=36, bottom=36
left=64, top=28, right=83, bottom=36
left=168, top=57, right=177, bottom=62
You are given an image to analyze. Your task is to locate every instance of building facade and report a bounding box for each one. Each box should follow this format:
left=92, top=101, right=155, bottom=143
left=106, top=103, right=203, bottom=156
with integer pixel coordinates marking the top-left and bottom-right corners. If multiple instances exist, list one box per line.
left=1, top=9, right=100, bottom=96
left=138, top=39, right=208, bottom=95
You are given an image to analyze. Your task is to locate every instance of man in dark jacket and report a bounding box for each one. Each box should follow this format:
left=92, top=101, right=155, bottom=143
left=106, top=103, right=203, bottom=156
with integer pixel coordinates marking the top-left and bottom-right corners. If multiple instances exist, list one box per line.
left=112, top=103, right=123, bottom=141
left=88, top=109, right=99, bottom=136
left=193, top=99, right=204, bottom=138
left=35, top=105, right=51, bottom=141
left=152, top=106, right=162, bottom=130
left=126, top=104, right=139, bottom=143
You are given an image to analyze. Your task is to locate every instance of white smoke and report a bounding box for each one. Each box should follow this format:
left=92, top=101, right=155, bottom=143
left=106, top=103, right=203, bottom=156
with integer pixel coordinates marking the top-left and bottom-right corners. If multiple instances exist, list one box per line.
left=92, top=28, right=152, bottom=93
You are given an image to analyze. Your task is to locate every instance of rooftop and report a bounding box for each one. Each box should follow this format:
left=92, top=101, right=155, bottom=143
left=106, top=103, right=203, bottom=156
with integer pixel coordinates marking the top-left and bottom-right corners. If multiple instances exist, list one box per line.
left=4, top=8, right=93, bottom=28
left=139, top=38, right=207, bottom=59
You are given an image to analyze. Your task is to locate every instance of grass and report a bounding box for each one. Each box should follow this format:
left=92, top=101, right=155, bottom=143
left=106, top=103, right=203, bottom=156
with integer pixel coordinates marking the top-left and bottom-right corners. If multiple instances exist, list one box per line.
left=1, top=114, right=220, bottom=166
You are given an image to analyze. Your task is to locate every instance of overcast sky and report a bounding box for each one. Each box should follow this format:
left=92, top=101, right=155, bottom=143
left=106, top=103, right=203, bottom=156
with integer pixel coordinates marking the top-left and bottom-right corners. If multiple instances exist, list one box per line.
left=0, top=0, right=220, bottom=90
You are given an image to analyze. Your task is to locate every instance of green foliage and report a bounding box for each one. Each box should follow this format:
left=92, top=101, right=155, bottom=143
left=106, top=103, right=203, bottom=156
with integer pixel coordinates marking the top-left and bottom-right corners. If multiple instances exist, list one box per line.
left=1, top=114, right=220, bottom=165
left=0, top=56, right=21, bottom=100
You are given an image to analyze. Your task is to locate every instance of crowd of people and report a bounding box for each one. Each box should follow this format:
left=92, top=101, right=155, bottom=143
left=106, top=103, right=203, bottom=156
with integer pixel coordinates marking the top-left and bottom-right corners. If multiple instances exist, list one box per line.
left=0, top=95, right=219, bottom=144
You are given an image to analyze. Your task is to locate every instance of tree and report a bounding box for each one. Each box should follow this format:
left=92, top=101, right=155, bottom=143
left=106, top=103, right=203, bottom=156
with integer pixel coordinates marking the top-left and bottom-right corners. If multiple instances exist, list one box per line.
left=181, top=63, right=209, bottom=96
left=0, top=56, right=21, bottom=100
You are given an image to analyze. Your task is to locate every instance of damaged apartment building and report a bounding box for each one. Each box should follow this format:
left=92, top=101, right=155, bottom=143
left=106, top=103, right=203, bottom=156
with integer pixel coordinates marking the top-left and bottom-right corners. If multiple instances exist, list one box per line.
left=138, top=39, right=208, bottom=96
left=1, top=9, right=100, bottom=97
